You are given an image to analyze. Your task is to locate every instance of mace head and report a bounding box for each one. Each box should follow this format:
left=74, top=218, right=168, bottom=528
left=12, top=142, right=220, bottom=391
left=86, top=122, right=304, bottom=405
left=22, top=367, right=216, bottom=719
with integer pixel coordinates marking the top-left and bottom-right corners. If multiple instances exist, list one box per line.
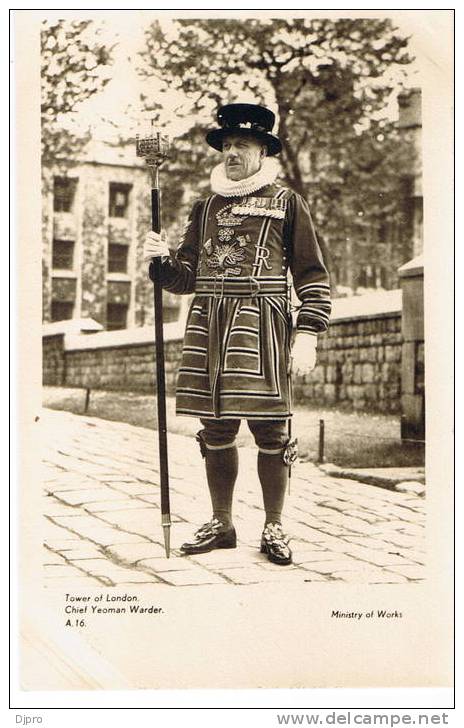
left=136, top=126, right=170, bottom=168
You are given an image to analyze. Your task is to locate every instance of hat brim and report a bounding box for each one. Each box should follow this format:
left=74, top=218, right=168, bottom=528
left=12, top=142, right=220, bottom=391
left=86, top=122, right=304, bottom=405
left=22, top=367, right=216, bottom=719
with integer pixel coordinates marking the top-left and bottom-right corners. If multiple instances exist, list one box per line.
left=205, top=128, right=282, bottom=156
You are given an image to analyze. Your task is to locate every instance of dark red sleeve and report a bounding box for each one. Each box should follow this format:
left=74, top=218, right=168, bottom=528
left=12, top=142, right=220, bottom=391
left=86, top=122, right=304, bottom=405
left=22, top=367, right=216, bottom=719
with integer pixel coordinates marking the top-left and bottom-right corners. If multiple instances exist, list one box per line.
left=286, top=192, right=332, bottom=334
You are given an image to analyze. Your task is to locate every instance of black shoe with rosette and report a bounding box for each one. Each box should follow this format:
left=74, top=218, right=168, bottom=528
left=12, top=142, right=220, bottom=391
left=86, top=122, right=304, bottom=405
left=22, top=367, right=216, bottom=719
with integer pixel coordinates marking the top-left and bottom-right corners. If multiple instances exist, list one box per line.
left=260, top=522, right=293, bottom=566
left=180, top=517, right=237, bottom=555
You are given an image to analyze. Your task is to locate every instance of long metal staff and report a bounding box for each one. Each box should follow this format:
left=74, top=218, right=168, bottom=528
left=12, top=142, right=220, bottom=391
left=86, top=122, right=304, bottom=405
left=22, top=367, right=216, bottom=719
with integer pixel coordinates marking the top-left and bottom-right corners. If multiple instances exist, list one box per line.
left=136, top=127, right=171, bottom=557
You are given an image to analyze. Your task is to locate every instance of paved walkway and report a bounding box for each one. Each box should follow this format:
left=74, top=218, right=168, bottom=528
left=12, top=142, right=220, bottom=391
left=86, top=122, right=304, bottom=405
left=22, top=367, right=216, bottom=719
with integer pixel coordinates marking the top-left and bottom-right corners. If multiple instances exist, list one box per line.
left=42, top=409, right=426, bottom=588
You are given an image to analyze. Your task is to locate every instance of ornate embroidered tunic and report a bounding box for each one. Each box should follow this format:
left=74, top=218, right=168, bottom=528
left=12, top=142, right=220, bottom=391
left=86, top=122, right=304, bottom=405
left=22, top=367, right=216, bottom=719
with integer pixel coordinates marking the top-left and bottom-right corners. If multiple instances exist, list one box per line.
left=155, top=181, right=331, bottom=420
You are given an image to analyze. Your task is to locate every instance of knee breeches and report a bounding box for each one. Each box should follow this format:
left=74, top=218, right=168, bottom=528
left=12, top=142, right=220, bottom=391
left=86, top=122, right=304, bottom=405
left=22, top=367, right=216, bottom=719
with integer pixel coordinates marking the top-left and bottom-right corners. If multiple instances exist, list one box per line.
left=199, top=418, right=289, bottom=454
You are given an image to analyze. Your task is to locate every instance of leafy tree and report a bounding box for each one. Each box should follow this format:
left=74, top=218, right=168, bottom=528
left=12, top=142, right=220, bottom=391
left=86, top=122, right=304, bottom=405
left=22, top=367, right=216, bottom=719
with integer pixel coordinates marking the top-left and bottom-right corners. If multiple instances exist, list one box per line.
left=139, top=18, right=416, bottom=290
left=41, top=19, right=113, bottom=168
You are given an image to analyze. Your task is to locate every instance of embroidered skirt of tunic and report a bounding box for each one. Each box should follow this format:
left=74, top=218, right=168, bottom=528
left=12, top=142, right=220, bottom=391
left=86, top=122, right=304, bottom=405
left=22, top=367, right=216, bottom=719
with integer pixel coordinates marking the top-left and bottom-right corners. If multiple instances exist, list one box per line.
left=176, top=283, right=292, bottom=419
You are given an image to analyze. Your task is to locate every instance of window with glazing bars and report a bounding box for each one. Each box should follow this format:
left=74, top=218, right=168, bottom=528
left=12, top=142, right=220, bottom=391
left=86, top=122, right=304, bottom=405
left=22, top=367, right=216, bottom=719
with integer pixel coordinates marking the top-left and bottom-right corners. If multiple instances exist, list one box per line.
left=108, top=243, right=128, bottom=273
left=106, top=303, right=128, bottom=331
left=109, top=183, right=132, bottom=218
left=51, top=301, right=74, bottom=322
left=52, top=239, right=74, bottom=270
left=53, top=177, right=76, bottom=213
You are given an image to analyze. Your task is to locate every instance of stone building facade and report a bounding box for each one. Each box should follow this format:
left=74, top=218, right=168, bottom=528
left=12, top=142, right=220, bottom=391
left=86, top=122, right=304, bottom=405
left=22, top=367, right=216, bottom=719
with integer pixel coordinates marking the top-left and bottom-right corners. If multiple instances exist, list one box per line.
left=42, top=142, right=181, bottom=329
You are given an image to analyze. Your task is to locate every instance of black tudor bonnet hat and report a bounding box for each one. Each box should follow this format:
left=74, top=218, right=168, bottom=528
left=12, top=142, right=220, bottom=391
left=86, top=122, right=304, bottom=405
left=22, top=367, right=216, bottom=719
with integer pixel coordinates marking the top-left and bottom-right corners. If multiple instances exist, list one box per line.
left=205, top=103, right=282, bottom=156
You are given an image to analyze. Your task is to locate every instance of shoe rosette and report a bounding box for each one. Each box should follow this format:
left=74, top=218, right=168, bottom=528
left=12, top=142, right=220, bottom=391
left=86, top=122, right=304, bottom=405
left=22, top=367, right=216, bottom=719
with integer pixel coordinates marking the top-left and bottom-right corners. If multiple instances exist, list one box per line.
left=261, top=522, right=292, bottom=564
left=193, top=517, right=224, bottom=542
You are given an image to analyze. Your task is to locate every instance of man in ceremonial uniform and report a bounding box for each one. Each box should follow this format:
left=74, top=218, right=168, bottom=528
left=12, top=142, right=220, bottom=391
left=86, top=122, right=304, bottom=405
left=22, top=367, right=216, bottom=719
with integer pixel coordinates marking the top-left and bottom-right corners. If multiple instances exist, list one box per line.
left=143, top=103, right=331, bottom=565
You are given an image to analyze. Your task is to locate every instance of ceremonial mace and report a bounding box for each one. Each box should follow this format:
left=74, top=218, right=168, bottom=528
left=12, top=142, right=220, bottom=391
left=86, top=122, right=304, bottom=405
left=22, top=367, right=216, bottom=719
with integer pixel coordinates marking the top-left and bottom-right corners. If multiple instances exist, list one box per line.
left=136, top=126, right=171, bottom=557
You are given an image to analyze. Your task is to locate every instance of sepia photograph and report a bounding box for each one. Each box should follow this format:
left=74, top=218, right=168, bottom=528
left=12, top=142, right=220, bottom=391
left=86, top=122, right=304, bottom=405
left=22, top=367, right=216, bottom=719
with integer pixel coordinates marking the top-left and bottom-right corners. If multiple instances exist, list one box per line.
left=13, top=8, right=454, bottom=697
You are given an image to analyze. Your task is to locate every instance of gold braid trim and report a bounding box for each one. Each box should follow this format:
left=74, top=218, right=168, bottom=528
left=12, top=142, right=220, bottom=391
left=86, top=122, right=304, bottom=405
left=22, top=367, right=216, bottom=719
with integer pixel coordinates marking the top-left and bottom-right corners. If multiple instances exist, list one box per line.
left=231, top=205, right=286, bottom=219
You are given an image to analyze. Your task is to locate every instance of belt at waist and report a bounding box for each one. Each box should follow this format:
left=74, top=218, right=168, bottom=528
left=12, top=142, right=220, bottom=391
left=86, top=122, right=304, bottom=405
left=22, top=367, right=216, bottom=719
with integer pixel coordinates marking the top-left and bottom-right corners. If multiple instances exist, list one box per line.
left=195, top=276, right=287, bottom=298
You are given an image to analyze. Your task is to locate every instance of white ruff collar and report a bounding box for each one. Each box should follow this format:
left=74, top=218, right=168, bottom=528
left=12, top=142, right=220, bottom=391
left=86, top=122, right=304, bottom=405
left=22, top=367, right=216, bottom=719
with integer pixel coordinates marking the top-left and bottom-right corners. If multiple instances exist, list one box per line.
left=210, top=157, right=279, bottom=197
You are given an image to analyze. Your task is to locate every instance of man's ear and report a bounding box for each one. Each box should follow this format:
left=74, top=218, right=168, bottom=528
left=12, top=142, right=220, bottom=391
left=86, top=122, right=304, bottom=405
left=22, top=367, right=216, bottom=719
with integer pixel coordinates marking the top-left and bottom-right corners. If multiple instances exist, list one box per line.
left=260, top=145, right=268, bottom=160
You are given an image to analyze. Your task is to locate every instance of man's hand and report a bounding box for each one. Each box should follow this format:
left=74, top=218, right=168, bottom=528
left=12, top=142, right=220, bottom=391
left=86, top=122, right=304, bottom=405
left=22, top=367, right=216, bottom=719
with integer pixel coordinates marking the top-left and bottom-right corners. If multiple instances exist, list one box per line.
left=143, top=231, right=169, bottom=263
left=291, top=331, right=318, bottom=376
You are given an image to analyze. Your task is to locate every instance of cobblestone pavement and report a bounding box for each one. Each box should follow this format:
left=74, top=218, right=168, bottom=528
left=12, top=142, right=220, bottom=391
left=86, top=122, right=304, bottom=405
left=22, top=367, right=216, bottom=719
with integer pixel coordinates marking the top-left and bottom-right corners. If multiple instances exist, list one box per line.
left=42, top=409, right=426, bottom=588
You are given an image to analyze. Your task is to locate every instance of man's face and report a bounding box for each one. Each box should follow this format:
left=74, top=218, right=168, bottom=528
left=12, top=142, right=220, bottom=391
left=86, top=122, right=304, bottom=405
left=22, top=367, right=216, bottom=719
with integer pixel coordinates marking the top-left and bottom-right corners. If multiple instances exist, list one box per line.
left=222, top=134, right=267, bottom=181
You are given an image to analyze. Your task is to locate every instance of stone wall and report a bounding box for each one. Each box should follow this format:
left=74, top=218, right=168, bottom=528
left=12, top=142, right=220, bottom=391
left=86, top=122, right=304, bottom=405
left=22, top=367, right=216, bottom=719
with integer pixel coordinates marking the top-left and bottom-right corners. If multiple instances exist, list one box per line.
left=293, top=312, right=402, bottom=412
left=43, top=334, right=65, bottom=386
left=65, top=339, right=183, bottom=395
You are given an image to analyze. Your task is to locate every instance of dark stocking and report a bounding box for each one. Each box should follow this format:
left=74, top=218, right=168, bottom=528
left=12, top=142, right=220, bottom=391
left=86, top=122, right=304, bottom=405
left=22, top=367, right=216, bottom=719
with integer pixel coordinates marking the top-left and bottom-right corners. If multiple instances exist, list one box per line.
left=257, top=451, right=288, bottom=526
left=205, top=446, right=238, bottom=528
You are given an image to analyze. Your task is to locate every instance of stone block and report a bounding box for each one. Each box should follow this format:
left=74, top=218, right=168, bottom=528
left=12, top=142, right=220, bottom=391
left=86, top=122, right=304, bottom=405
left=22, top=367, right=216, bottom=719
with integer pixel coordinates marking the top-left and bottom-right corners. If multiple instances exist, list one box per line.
left=313, top=383, right=326, bottom=400
left=345, top=384, right=358, bottom=400
left=385, top=345, right=401, bottom=362
left=57, top=487, right=130, bottom=507
left=365, top=383, right=380, bottom=402
left=161, top=568, right=229, bottom=586
left=323, top=384, right=337, bottom=402
left=361, top=363, right=375, bottom=383
left=303, top=384, right=316, bottom=400
left=308, top=365, right=325, bottom=384
left=384, top=332, right=402, bottom=345
left=105, top=542, right=167, bottom=564
left=387, top=381, right=400, bottom=398
left=341, top=356, right=354, bottom=372
left=353, top=364, right=363, bottom=384
left=380, top=362, right=392, bottom=382
left=325, top=365, right=338, bottom=384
